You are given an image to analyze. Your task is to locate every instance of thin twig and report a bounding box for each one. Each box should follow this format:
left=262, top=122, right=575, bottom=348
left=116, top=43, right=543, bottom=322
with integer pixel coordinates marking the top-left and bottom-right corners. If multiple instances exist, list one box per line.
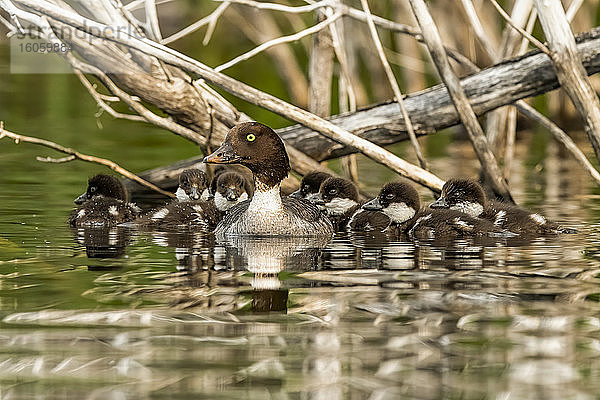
left=489, top=0, right=551, bottom=56
left=145, top=0, right=162, bottom=42
left=37, top=155, right=76, bottom=163
left=0, top=123, right=175, bottom=198
left=203, top=1, right=229, bottom=45
left=161, top=2, right=230, bottom=44
left=360, top=0, right=426, bottom=170
left=566, top=0, right=584, bottom=22
left=74, top=70, right=147, bottom=122
left=215, top=11, right=342, bottom=72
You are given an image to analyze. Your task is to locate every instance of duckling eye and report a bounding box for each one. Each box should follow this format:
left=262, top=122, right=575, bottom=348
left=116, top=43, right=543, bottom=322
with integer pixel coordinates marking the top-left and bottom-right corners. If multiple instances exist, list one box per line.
left=385, top=193, right=394, bottom=200
left=90, top=186, right=97, bottom=193
left=328, top=188, right=337, bottom=195
left=246, top=133, right=256, bottom=142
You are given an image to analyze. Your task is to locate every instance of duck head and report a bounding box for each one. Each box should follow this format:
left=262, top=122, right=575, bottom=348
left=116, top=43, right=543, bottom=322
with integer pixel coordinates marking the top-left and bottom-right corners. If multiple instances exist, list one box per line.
left=314, top=177, right=359, bottom=216
left=430, top=178, right=485, bottom=217
left=362, top=181, right=420, bottom=223
left=176, top=169, right=208, bottom=201
left=204, top=122, right=290, bottom=188
left=290, top=171, right=332, bottom=201
left=74, top=174, right=127, bottom=205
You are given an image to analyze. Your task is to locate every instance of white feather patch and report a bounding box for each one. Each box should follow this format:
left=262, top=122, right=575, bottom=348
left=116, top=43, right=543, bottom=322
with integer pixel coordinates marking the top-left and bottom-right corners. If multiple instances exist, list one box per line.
left=77, top=209, right=86, bottom=218
left=453, top=217, right=473, bottom=230
left=450, top=201, right=484, bottom=217
left=214, top=191, right=248, bottom=212
left=192, top=204, right=205, bottom=213
left=201, top=188, right=211, bottom=201
left=108, top=205, right=119, bottom=216
left=530, top=213, right=546, bottom=225
left=383, top=202, right=416, bottom=223
left=494, top=210, right=506, bottom=226
left=408, top=214, right=431, bottom=237
left=247, top=184, right=282, bottom=213
left=324, top=197, right=358, bottom=216
left=152, top=208, right=170, bottom=220
left=175, top=187, right=189, bottom=202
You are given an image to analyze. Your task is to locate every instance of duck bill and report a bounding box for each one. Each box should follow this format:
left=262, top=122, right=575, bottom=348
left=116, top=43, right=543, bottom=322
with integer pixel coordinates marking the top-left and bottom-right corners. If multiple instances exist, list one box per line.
left=289, top=189, right=302, bottom=199
left=430, top=196, right=449, bottom=209
left=74, top=192, right=89, bottom=205
left=362, top=197, right=382, bottom=211
left=203, top=142, right=243, bottom=164
left=312, top=193, right=325, bottom=205
left=225, top=188, right=238, bottom=201
left=188, top=187, right=201, bottom=201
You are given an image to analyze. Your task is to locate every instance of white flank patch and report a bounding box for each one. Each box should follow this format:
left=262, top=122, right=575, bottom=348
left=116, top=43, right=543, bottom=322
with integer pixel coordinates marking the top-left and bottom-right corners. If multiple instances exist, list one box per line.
left=324, top=197, right=358, bottom=216
left=175, top=187, right=189, bottom=202
left=383, top=202, right=416, bottom=223
left=494, top=210, right=506, bottom=226
left=152, top=208, right=170, bottom=220
left=530, top=213, right=547, bottom=225
left=192, top=204, right=205, bottom=214
left=453, top=217, right=473, bottom=230
left=108, top=205, right=119, bottom=216
left=247, top=184, right=282, bottom=214
left=215, top=191, right=248, bottom=212
left=201, top=188, right=211, bottom=201
left=450, top=201, right=484, bottom=217
left=408, top=214, right=431, bottom=237
left=77, top=209, right=86, bottom=218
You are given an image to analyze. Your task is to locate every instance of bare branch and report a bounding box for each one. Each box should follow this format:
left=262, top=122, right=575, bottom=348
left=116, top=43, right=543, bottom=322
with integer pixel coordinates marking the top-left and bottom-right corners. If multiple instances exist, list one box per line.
left=161, top=2, right=230, bottom=44
left=145, top=0, right=162, bottom=42
left=215, top=11, right=342, bottom=72
left=36, top=155, right=76, bottom=163
left=75, top=70, right=147, bottom=122
left=0, top=123, right=175, bottom=198
left=490, top=0, right=551, bottom=56
left=360, top=0, right=426, bottom=170
left=408, top=0, right=512, bottom=200
left=203, top=1, right=229, bottom=45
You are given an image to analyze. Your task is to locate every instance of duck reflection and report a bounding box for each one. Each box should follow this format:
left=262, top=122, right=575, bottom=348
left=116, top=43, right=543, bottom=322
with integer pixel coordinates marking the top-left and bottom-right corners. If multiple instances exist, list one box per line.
left=73, top=226, right=132, bottom=260
left=220, top=235, right=331, bottom=312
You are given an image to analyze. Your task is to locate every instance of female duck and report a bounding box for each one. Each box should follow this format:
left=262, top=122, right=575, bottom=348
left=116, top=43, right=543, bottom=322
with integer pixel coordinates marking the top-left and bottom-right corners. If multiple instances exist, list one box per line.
left=204, top=122, right=333, bottom=237
left=70, top=174, right=141, bottom=227
left=430, top=178, right=575, bottom=235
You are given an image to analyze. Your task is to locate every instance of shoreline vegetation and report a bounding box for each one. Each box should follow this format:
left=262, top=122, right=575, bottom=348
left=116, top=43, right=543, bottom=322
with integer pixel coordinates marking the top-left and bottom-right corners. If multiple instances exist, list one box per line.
left=1, top=0, right=599, bottom=201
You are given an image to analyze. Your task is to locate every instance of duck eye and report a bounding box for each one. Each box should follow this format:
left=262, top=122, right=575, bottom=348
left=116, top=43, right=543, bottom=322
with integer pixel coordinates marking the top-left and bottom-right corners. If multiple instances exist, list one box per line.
left=385, top=193, right=394, bottom=200
left=246, top=133, right=256, bottom=142
left=90, top=186, right=97, bottom=193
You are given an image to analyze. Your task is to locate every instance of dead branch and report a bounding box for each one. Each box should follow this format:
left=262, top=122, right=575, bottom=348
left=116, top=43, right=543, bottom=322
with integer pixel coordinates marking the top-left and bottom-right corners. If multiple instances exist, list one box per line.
left=13, top=0, right=444, bottom=191
left=0, top=123, right=175, bottom=198
left=407, top=0, right=512, bottom=201
left=533, top=0, right=600, bottom=162
left=360, top=0, right=426, bottom=170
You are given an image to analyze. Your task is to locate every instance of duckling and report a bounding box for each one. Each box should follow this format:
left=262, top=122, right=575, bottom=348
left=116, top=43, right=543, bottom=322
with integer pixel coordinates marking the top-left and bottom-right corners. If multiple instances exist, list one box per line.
left=363, top=181, right=509, bottom=239
left=213, top=171, right=252, bottom=212
left=203, top=122, right=333, bottom=237
left=290, top=170, right=333, bottom=203
left=315, top=177, right=389, bottom=231
left=430, top=178, right=576, bottom=235
left=175, top=169, right=210, bottom=202
left=69, top=174, right=141, bottom=227
left=134, top=170, right=221, bottom=230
